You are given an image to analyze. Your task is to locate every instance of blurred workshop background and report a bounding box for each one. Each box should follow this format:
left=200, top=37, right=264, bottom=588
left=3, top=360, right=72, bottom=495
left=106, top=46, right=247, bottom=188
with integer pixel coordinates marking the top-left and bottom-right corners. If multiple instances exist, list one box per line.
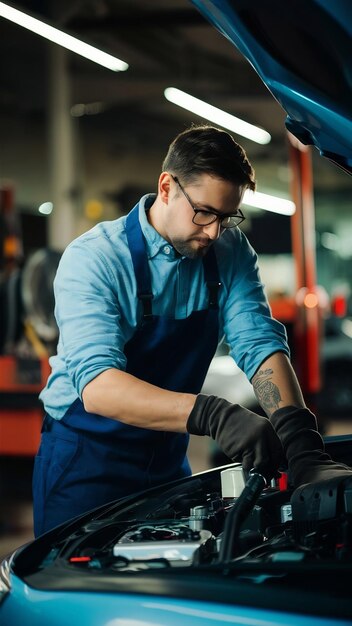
left=1, top=0, right=352, bottom=557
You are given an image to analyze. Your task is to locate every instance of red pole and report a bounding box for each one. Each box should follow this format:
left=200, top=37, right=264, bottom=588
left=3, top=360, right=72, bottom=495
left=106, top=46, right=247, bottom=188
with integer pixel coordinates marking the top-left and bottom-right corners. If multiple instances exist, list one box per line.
left=288, top=134, right=323, bottom=398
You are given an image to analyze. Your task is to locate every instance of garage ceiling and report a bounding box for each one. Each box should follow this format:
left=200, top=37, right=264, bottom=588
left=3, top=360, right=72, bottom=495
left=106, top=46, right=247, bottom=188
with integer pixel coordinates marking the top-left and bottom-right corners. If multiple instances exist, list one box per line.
left=0, top=0, right=351, bottom=208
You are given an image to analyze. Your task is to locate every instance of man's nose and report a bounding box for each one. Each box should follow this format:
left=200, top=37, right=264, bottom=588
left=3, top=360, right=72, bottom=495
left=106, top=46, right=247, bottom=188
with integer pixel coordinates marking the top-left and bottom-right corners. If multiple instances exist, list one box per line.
left=203, top=219, right=221, bottom=240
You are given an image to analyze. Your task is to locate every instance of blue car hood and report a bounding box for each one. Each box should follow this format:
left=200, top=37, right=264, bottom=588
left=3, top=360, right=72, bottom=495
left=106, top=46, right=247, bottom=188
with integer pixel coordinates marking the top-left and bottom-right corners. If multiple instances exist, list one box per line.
left=191, top=0, right=352, bottom=174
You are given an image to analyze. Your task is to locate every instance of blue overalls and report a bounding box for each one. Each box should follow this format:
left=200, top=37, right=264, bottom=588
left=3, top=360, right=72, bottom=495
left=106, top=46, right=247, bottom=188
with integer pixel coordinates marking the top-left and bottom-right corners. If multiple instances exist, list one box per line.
left=33, top=204, right=221, bottom=536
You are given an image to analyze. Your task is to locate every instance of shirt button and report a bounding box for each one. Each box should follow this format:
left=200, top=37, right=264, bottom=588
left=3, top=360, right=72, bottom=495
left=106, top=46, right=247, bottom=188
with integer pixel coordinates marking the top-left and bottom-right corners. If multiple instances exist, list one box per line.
left=164, top=246, right=171, bottom=255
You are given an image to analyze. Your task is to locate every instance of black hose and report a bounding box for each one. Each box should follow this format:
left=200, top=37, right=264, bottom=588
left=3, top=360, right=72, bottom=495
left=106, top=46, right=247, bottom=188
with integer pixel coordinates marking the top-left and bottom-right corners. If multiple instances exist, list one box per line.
left=218, top=472, right=267, bottom=563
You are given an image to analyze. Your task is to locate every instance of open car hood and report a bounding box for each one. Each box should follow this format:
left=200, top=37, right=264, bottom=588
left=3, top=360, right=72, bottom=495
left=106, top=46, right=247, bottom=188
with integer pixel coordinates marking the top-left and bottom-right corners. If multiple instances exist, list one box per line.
left=191, top=0, right=352, bottom=174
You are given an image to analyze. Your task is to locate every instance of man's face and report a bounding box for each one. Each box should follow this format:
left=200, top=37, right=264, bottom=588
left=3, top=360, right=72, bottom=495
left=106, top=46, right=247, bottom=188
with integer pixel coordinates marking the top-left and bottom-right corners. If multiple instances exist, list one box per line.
left=160, top=173, right=245, bottom=259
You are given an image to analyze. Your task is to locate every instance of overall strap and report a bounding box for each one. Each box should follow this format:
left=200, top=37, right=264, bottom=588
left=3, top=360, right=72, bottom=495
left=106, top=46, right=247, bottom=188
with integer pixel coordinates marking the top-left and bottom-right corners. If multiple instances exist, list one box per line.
left=126, top=203, right=222, bottom=315
left=126, top=205, right=153, bottom=320
left=202, top=246, right=222, bottom=309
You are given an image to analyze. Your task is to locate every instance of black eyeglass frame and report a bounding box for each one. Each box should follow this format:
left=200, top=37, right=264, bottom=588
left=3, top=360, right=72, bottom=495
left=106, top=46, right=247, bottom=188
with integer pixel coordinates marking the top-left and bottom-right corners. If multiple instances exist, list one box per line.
left=171, top=175, right=245, bottom=229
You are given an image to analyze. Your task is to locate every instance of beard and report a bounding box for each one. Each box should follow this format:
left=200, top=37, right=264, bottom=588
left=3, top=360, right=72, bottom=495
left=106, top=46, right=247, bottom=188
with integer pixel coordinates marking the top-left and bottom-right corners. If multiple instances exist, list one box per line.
left=171, top=237, right=212, bottom=259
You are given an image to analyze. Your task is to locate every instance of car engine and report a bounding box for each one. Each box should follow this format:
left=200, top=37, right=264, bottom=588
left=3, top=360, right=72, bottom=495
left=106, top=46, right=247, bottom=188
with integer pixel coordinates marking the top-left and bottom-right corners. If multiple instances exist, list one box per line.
left=48, top=464, right=352, bottom=572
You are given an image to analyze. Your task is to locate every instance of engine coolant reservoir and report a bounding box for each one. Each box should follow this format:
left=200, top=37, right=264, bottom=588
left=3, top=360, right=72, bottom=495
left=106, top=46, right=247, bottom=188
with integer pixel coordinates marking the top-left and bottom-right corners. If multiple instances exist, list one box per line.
left=221, top=465, right=246, bottom=499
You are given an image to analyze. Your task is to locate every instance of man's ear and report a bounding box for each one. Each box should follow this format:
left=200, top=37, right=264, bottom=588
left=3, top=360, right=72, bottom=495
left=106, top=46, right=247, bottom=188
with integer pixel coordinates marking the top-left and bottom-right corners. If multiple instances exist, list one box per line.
left=158, top=171, right=172, bottom=204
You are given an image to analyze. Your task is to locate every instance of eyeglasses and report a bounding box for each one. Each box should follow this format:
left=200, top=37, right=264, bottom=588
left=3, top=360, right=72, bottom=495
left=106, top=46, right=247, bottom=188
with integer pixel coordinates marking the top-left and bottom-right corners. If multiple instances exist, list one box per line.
left=171, top=175, right=245, bottom=229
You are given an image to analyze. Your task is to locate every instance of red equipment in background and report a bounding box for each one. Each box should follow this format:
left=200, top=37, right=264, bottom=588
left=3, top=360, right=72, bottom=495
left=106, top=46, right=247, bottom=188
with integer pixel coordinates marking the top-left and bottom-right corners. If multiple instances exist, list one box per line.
left=0, top=357, right=50, bottom=455
left=0, top=185, right=49, bottom=456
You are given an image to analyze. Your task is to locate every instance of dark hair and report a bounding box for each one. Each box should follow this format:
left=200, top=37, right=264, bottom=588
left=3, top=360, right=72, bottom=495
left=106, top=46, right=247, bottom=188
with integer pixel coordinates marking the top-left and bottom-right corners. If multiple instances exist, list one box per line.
left=162, top=124, right=256, bottom=191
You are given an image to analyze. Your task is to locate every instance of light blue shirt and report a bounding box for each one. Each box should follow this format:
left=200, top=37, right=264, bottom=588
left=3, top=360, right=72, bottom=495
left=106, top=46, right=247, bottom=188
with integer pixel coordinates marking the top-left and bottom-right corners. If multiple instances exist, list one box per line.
left=40, top=194, right=289, bottom=419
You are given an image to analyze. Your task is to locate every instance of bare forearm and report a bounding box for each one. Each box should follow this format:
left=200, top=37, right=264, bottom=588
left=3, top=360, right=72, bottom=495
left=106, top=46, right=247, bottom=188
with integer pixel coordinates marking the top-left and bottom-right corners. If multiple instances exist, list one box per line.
left=82, top=368, right=196, bottom=432
left=251, top=352, right=305, bottom=417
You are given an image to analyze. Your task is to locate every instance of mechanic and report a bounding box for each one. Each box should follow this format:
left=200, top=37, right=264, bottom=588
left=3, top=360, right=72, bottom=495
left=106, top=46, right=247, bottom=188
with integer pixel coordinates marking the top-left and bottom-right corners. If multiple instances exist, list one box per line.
left=33, top=125, right=351, bottom=536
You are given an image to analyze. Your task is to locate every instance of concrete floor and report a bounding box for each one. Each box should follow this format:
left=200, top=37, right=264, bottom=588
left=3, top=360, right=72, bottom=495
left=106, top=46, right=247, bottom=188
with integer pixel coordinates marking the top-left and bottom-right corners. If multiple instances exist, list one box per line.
left=1, top=419, right=351, bottom=561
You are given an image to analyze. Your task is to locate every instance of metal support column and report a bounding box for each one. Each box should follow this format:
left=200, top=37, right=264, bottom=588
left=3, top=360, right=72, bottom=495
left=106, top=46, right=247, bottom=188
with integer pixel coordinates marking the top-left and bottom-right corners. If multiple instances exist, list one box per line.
left=47, top=45, right=79, bottom=251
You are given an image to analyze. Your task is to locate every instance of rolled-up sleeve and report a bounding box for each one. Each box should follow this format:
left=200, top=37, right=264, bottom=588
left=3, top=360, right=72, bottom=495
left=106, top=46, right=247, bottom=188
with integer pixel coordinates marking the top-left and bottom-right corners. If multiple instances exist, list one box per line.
left=54, top=242, right=127, bottom=397
left=220, top=231, right=290, bottom=381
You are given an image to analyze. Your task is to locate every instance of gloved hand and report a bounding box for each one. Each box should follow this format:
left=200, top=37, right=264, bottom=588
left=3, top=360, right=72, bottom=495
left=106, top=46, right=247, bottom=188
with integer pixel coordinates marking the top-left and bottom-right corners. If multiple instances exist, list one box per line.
left=187, top=394, right=284, bottom=479
left=270, top=405, right=352, bottom=487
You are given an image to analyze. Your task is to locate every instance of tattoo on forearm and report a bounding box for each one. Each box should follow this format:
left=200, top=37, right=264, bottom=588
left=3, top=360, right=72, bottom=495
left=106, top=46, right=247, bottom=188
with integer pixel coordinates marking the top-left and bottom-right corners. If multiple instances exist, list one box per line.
left=252, top=368, right=282, bottom=415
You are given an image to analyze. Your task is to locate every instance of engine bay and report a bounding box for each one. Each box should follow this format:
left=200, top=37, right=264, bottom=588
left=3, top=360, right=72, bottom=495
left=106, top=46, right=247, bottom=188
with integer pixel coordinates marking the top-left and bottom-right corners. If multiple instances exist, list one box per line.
left=19, top=463, right=352, bottom=576
left=104, top=469, right=352, bottom=571
left=8, top=458, right=352, bottom=620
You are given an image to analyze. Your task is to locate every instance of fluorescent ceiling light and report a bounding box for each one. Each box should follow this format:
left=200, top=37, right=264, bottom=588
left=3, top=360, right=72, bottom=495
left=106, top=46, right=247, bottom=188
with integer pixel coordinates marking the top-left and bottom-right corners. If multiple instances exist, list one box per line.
left=38, top=202, right=53, bottom=215
left=0, top=2, right=128, bottom=72
left=164, top=87, right=271, bottom=145
left=243, top=190, right=296, bottom=216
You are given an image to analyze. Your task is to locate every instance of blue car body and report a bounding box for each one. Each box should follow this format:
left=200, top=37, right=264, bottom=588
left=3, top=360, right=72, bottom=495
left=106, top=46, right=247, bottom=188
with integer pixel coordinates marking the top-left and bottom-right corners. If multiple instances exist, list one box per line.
left=2, top=581, right=352, bottom=626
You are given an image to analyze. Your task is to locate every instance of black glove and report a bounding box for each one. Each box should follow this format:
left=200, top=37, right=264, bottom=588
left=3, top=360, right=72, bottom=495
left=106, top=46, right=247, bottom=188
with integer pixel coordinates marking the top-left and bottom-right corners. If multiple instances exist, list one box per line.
left=187, top=394, right=284, bottom=479
left=270, top=405, right=352, bottom=487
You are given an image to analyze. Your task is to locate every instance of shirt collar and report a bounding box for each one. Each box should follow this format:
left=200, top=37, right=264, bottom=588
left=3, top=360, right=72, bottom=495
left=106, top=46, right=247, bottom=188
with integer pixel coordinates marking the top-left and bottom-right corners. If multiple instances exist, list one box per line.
left=138, top=193, right=178, bottom=260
